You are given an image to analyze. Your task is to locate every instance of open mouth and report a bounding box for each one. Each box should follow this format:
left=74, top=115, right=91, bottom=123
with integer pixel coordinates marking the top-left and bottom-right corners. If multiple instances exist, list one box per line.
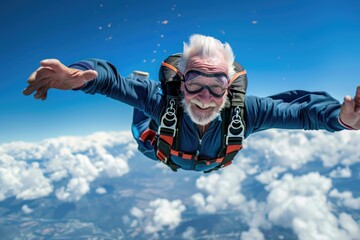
left=195, top=103, right=213, bottom=111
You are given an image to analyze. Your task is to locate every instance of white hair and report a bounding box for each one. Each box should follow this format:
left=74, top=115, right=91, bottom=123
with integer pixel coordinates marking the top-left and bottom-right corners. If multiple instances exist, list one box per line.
left=177, top=34, right=236, bottom=78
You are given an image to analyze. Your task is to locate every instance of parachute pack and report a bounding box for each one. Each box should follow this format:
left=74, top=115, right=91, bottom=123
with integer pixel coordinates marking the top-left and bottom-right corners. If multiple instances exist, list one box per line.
left=133, top=53, right=248, bottom=173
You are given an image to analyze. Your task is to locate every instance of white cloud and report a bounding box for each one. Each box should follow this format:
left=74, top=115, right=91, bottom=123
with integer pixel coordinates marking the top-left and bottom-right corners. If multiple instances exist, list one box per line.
left=1, top=127, right=360, bottom=239
left=130, top=207, right=144, bottom=219
left=191, top=165, right=247, bottom=213
left=95, top=187, right=107, bottom=195
left=192, top=129, right=360, bottom=240
left=330, top=189, right=360, bottom=210
left=0, top=131, right=135, bottom=202
left=339, top=213, right=360, bottom=240
left=243, top=130, right=317, bottom=170
left=255, top=166, right=287, bottom=184
left=22, top=204, right=33, bottom=214
left=182, top=226, right=196, bottom=239
left=240, top=227, right=264, bottom=240
left=55, top=177, right=90, bottom=201
left=266, top=173, right=331, bottom=227
left=130, top=199, right=186, bottom=238
left=0, top=160, right=52, bottom=201
left=242, top=130, right=360, bottom=171
left=144, top=198, right=186, bottom=234
left=239, top=199, right=270, bottom=230
left=266, top=172, right=358, bottom=240
left=329, top=166, right=352, bottom=178
left=130, top=199, right=186, bottom=236
left=316, top=131, right=360, bottom=167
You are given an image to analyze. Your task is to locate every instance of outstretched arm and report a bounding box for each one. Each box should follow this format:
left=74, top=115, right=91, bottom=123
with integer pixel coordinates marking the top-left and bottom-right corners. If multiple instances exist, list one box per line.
left=339, top=86, right=360, bottom=130
left=23, top=59, right=98, bottom=100
left=24, top=58, right=164, bottom=121
left=244, top=90, right=349, bottom=138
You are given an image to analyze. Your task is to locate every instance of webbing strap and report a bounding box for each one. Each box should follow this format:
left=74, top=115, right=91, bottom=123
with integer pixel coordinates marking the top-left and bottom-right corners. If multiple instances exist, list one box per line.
left=170, top=149, right=195, bottom=160
left=139, top=129, right=156, bottom=145
left=139, top=129, right=237, bottom=169
left=226, top=144, right=243, bottom=154
left=229, top=70, right=246, bottom=85
left=162, top=61, right=181, bottom=75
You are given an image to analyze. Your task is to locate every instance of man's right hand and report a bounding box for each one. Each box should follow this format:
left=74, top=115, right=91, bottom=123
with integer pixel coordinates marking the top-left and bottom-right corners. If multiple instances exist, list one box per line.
left=23, top=59, right=98, bottom=100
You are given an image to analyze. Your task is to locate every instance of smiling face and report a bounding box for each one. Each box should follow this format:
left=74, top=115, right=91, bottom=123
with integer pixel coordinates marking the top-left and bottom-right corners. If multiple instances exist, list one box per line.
left=181, top=55, right=229, bottom=126
left=181, top=80, right=227, bottom=126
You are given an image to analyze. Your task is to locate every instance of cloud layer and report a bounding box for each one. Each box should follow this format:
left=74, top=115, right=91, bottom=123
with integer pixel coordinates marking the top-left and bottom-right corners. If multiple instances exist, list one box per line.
left=0, top=131, right=136, bottom=201
left=191, top=130, right=360, bottom=240
left=1, top=129, right=359, bottom=239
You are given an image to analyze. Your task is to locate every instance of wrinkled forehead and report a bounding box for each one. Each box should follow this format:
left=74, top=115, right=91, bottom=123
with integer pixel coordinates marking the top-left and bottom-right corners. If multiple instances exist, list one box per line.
left=185, top=55, right=229, bottom=76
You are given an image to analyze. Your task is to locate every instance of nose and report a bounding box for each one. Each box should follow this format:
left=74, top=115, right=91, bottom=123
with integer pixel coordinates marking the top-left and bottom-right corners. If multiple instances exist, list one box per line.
left=197, top=88, right=212, bottom=102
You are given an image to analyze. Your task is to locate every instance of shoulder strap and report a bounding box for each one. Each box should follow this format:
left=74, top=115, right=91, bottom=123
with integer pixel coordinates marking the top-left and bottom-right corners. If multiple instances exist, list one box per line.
left=204, top=62, right=247, bottom=173
left=155, top=54, right=183, bottom=171
left=159, top=53, right=183, bottom=89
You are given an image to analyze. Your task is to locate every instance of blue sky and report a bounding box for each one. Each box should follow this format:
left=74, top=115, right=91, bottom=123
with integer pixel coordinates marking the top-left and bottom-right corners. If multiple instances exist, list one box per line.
left=1, top=0, right=359, bottom=143
left=1, top=2, right=360, bottom=239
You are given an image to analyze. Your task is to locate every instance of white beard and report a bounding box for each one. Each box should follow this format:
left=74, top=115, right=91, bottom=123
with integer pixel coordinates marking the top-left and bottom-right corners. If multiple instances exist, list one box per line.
left=181, top=97, right=226, bottom=126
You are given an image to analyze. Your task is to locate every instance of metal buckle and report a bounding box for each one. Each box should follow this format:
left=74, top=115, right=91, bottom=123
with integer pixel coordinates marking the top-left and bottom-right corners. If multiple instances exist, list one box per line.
left=159, top=99, right=178, bottom=137
left=226, top=106, right=244, bottom=145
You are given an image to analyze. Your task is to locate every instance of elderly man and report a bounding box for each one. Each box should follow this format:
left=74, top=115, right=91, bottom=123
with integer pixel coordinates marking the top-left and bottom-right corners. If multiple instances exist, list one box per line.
left=23, top=34, right=360, bottom=173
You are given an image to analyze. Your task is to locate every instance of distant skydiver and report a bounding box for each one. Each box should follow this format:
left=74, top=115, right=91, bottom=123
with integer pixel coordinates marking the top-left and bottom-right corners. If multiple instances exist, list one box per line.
left=23, top=34, right=360, bottom=173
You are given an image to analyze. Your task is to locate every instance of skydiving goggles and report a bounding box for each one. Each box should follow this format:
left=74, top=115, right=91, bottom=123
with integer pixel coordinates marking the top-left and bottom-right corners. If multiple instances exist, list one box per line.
left=183, top=70, right=229, bottom=98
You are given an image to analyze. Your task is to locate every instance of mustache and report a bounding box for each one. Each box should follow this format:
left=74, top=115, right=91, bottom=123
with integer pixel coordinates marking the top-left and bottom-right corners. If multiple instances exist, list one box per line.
left=190, top=98, right=216, bottom=108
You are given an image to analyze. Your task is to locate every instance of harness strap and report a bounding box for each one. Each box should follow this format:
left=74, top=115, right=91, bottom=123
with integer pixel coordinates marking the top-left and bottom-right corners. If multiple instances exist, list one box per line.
left=229, top=70, right=246, bottom=85
left=162, top=61, right=181, bottom=75
left=170, top=149, right=196, bottom=160
left=139, top=129, right=156, bottom=145
left=226, top=144, right=243, bottom=154
left=139, top=126, right=242, bottom=172
left=203, top=104, right=244, bottom=173
left=139, top=129, right=237, bottom=169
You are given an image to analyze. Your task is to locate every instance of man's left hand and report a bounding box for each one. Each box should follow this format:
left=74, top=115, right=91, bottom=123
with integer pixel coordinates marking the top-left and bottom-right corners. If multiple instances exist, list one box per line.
left=340, top=85, right=360, bottom=130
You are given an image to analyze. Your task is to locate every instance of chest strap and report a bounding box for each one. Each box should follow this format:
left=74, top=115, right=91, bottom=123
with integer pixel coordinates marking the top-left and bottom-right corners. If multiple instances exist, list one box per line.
left=139, top=104, right=244, bottom=173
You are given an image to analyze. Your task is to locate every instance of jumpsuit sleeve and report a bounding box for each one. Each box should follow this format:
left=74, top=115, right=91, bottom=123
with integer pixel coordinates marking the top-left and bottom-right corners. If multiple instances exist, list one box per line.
left=69, top=58, right=164, bottom=120
left=244, top=90, right=346, bottom=138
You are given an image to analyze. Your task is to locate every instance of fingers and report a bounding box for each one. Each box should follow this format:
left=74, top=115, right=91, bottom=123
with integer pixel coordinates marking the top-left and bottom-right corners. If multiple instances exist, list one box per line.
left=82, top=70, right=98, bottom=81
left=40, top=59, right=62, bottom=70
left=34, top=85, right=50, bottom=100
left=23, top=77, right=38, bottom=95
left=42, top=91, right=48, bottom=100
left=24, top=77, right=50, bottom=96
left=24, top=65, right=55, bottom=96
left=25, top=70, right=36, bottom=87
left=342, top=95, right=355, bottom=113
left=355, top=85, right=360, bottom=111
left=27, top=67, right=55, bottom=84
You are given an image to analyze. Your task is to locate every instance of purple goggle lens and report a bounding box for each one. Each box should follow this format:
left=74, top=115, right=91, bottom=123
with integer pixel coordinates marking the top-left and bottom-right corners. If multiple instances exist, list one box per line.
left=183, top=70, right=228, bottom=98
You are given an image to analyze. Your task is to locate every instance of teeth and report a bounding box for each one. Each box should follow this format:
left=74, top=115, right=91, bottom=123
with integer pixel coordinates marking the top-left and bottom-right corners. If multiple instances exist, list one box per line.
left=191, top=99, right=215, bottom=109
left=196, top=104, right=210, bottom=110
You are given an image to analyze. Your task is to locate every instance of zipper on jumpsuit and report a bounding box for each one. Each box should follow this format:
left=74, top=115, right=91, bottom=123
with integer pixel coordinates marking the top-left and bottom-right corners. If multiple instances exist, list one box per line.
left=192, top=132, right=202, bottom=170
